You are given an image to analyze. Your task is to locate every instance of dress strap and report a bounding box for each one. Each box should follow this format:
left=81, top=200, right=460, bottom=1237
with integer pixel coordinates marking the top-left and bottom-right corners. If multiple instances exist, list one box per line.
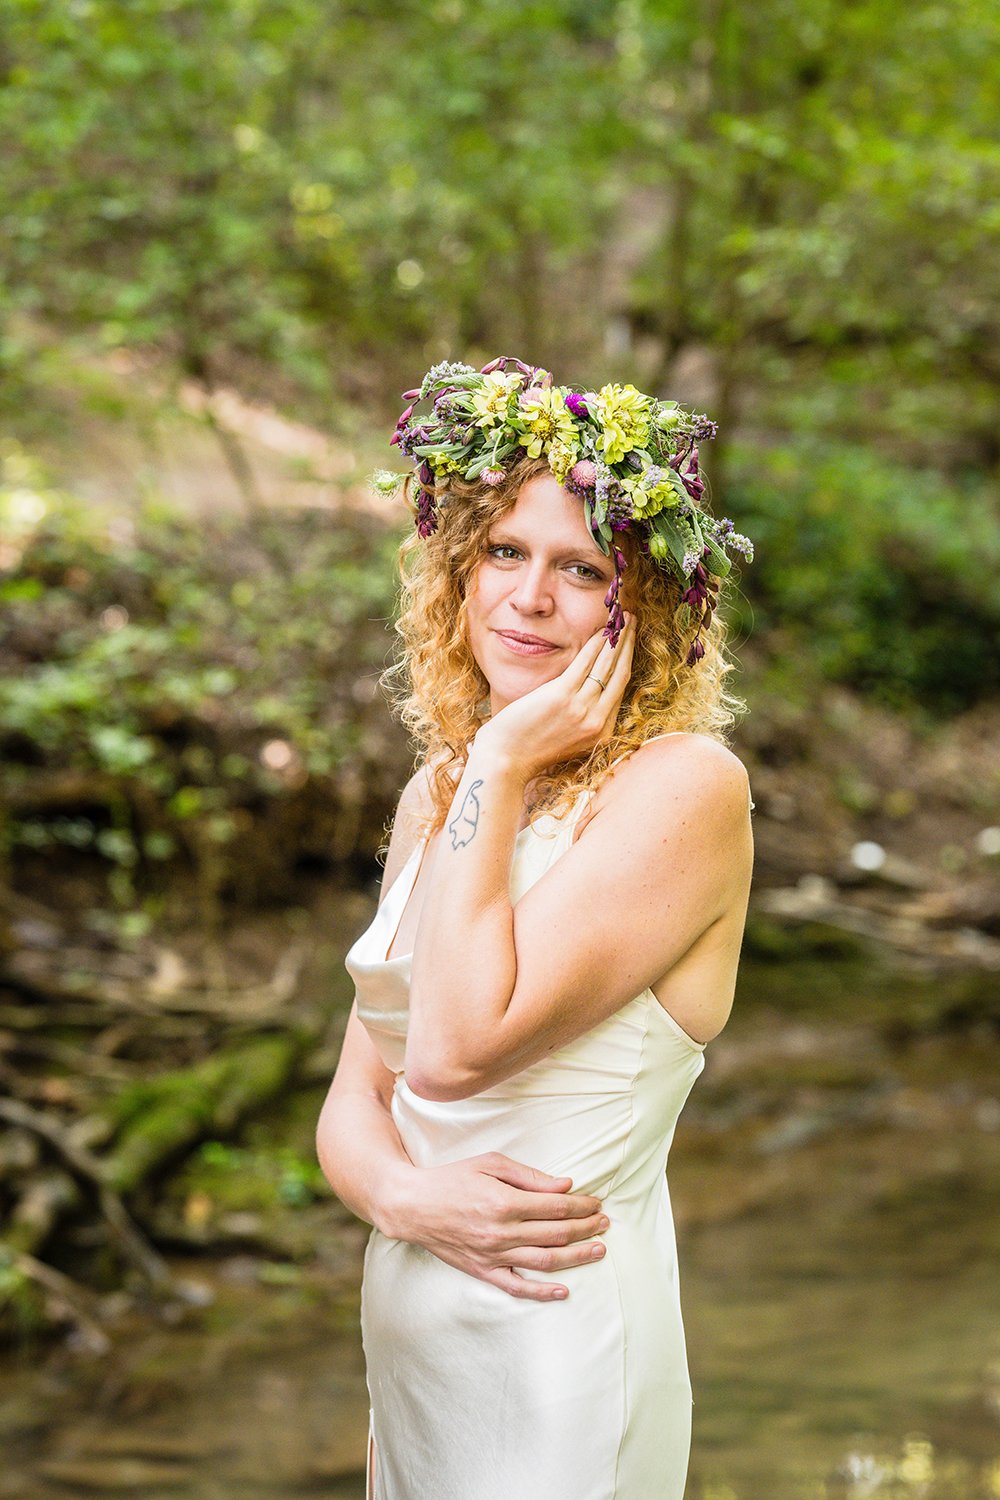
left=584, top=732, right=755, bottom=819
left=603, top=729, right=685, bottom=777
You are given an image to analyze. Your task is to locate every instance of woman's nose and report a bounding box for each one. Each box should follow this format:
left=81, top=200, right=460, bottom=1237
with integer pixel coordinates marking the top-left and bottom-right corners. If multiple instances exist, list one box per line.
left=509, top=563, right=553, bottom=613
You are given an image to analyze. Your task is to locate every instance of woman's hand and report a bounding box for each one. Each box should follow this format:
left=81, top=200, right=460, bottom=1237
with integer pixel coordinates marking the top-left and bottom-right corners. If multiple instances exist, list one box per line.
left=474, top=614, right=636, bottom=783
left=385, top=1153, right=610, bottom=1302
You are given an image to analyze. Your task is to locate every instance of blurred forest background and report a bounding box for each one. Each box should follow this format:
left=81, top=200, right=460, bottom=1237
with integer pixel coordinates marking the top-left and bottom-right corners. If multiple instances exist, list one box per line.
left=1, top=3, right=999, bottom=1498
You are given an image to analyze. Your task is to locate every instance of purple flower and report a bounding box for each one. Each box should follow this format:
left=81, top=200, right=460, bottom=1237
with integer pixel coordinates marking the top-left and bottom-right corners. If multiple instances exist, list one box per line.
left=565, top=392, right=590, bottom=419
left=594, top=462, right=620, bottom=507
left=603, top=607, right=625, bottom=647
left=728, top=532, right=753, bottom=556
left=686, top=636, right=706, bottom=666
left=415, top=489, right=438, bottom=538
left=397, top=424, right=431, bottom=458
left=608, top=495, right=633, bottom=530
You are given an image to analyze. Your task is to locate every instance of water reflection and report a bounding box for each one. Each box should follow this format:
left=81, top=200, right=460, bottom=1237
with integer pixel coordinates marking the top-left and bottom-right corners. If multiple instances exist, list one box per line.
left=1, top=959, right=997, bottom=1499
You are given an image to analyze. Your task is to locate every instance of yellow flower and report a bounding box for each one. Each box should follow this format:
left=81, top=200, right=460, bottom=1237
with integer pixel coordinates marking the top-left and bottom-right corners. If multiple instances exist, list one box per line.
left=470, top=371, right=521, bottom=429
left=428, top=451, right=464, bottom=476
left=547, top=437, right=580, bottom=484
left=620, top=467, right=679, bottom=518
left=517, top=386, right=578, bottom=460
left=593, top=383, right=652, bottom=465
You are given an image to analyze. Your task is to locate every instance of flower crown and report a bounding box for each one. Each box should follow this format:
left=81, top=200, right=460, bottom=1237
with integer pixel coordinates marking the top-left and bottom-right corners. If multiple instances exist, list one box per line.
left=371, top=355, right=754, bottom=663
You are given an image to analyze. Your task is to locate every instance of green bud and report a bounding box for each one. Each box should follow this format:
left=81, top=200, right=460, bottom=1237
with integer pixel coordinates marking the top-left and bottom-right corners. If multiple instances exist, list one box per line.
left=371, top=469, right=404, bottom=496
left=704, top=535, right=732, bottom=577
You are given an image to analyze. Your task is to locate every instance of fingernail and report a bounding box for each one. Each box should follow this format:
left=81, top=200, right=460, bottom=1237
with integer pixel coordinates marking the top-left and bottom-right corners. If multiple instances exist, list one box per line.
left=591, top=1243, right=605, bottom=1258
left=598, top=1217, right=610, bottom=1230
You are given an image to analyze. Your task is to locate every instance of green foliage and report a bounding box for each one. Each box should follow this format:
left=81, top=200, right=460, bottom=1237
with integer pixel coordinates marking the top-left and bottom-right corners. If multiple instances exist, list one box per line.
left=727, top=438, right=1000, bottom=714
left=1, top=0, right=998, bottom=753
left=0, top=1250, right=48, bottom=1343
left=189, top=1139, right=326, bottom=1210
left=2, top=0, right=992, bottom=445
left=0, top=444, right=399, bottom=890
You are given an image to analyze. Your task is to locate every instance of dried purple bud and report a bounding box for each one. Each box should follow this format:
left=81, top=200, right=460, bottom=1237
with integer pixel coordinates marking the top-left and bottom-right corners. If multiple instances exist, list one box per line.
left=416, top=489, right=438, bottom=538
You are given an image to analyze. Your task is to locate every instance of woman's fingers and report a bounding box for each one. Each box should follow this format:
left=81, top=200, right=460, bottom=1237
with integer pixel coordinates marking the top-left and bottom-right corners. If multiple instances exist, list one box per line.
left=485, top=1267, right=569, bottom=1301
left=498, top=1210, right=609, bottom=1249
left=503, top=1239, right=607, bottom=1271
left=484, top=1230, right=609, bottom=1300
left=582, top=613, right=635, bottom=694
left=561, top=622, right=614, bottom=692
left=504, top=1188, right=604, bottom=1221
left=598, top=615, right=636, bottom=707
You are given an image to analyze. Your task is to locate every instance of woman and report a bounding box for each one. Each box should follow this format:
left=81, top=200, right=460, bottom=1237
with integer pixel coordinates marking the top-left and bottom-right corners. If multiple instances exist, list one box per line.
left=315, top=358, right=755, bottom=1500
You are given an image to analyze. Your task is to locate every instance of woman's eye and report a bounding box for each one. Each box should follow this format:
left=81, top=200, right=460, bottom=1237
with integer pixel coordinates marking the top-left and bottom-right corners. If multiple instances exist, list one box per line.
left=486, top=545, right=601, bottom=581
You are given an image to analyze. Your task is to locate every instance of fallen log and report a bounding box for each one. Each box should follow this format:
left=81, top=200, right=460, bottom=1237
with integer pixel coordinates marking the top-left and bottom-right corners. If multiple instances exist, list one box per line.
left=101, top=1029, right=309, bottom=1195
left=5, top=1169, right=83, bottom=1256
left=0, top=1097, right=171, bottom=1288
left=3, top=1249, right=111, bottom=1355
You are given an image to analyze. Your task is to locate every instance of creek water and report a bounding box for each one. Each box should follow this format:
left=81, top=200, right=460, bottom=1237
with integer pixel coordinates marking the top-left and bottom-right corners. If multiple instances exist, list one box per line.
left=1, top=954, right=997, bottom=1500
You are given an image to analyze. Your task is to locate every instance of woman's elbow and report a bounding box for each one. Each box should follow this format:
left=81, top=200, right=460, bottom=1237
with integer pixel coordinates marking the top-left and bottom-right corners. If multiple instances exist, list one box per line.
left=404, top=1054, right=482, bottom=1103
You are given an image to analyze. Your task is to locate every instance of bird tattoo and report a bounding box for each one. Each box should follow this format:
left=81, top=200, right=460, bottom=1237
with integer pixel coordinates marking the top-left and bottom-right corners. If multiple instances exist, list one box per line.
left=448, top=779, right=483, bottom=849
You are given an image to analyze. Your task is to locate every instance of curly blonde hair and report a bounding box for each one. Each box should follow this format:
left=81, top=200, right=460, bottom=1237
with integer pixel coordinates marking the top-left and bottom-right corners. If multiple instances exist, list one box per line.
left=379, top=453, right=748, bottom=839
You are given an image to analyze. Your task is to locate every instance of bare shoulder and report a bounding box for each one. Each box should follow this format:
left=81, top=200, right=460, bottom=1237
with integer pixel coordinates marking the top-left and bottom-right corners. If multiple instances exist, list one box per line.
left=586, top=731, right=752, bottom=838
left=381, top=749, right=451, bottom=889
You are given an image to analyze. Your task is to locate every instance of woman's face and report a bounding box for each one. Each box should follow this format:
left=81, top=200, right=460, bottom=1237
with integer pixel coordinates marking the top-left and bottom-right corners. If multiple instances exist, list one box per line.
left=465, top=472, right=619, bottom=717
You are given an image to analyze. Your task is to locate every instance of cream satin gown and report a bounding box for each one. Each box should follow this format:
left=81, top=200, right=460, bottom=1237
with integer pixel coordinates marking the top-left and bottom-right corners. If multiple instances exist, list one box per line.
left=346, top=748, right=750, bottom=1500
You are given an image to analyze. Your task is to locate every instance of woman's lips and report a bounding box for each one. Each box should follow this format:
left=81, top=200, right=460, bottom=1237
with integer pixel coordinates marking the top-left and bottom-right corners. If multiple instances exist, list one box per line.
left=494, top=631, right=559, bottom=657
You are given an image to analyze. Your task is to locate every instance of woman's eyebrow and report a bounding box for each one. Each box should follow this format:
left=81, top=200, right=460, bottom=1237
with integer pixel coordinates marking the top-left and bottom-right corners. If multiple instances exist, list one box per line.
left=489, top=531, right=609, bottom=568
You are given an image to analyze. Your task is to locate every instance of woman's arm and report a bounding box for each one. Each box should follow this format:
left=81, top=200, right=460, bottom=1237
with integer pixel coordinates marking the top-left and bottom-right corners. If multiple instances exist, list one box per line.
left=315, top=767, right=612, bottom=1300
left=315, top=1004, right=422, bottom=1239
left=405, top=624, right=752, bottom=1101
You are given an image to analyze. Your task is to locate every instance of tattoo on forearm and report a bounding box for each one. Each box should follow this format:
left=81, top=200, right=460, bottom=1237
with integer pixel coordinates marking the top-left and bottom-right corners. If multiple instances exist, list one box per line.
left=447, top=779, right=483, bottom=849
